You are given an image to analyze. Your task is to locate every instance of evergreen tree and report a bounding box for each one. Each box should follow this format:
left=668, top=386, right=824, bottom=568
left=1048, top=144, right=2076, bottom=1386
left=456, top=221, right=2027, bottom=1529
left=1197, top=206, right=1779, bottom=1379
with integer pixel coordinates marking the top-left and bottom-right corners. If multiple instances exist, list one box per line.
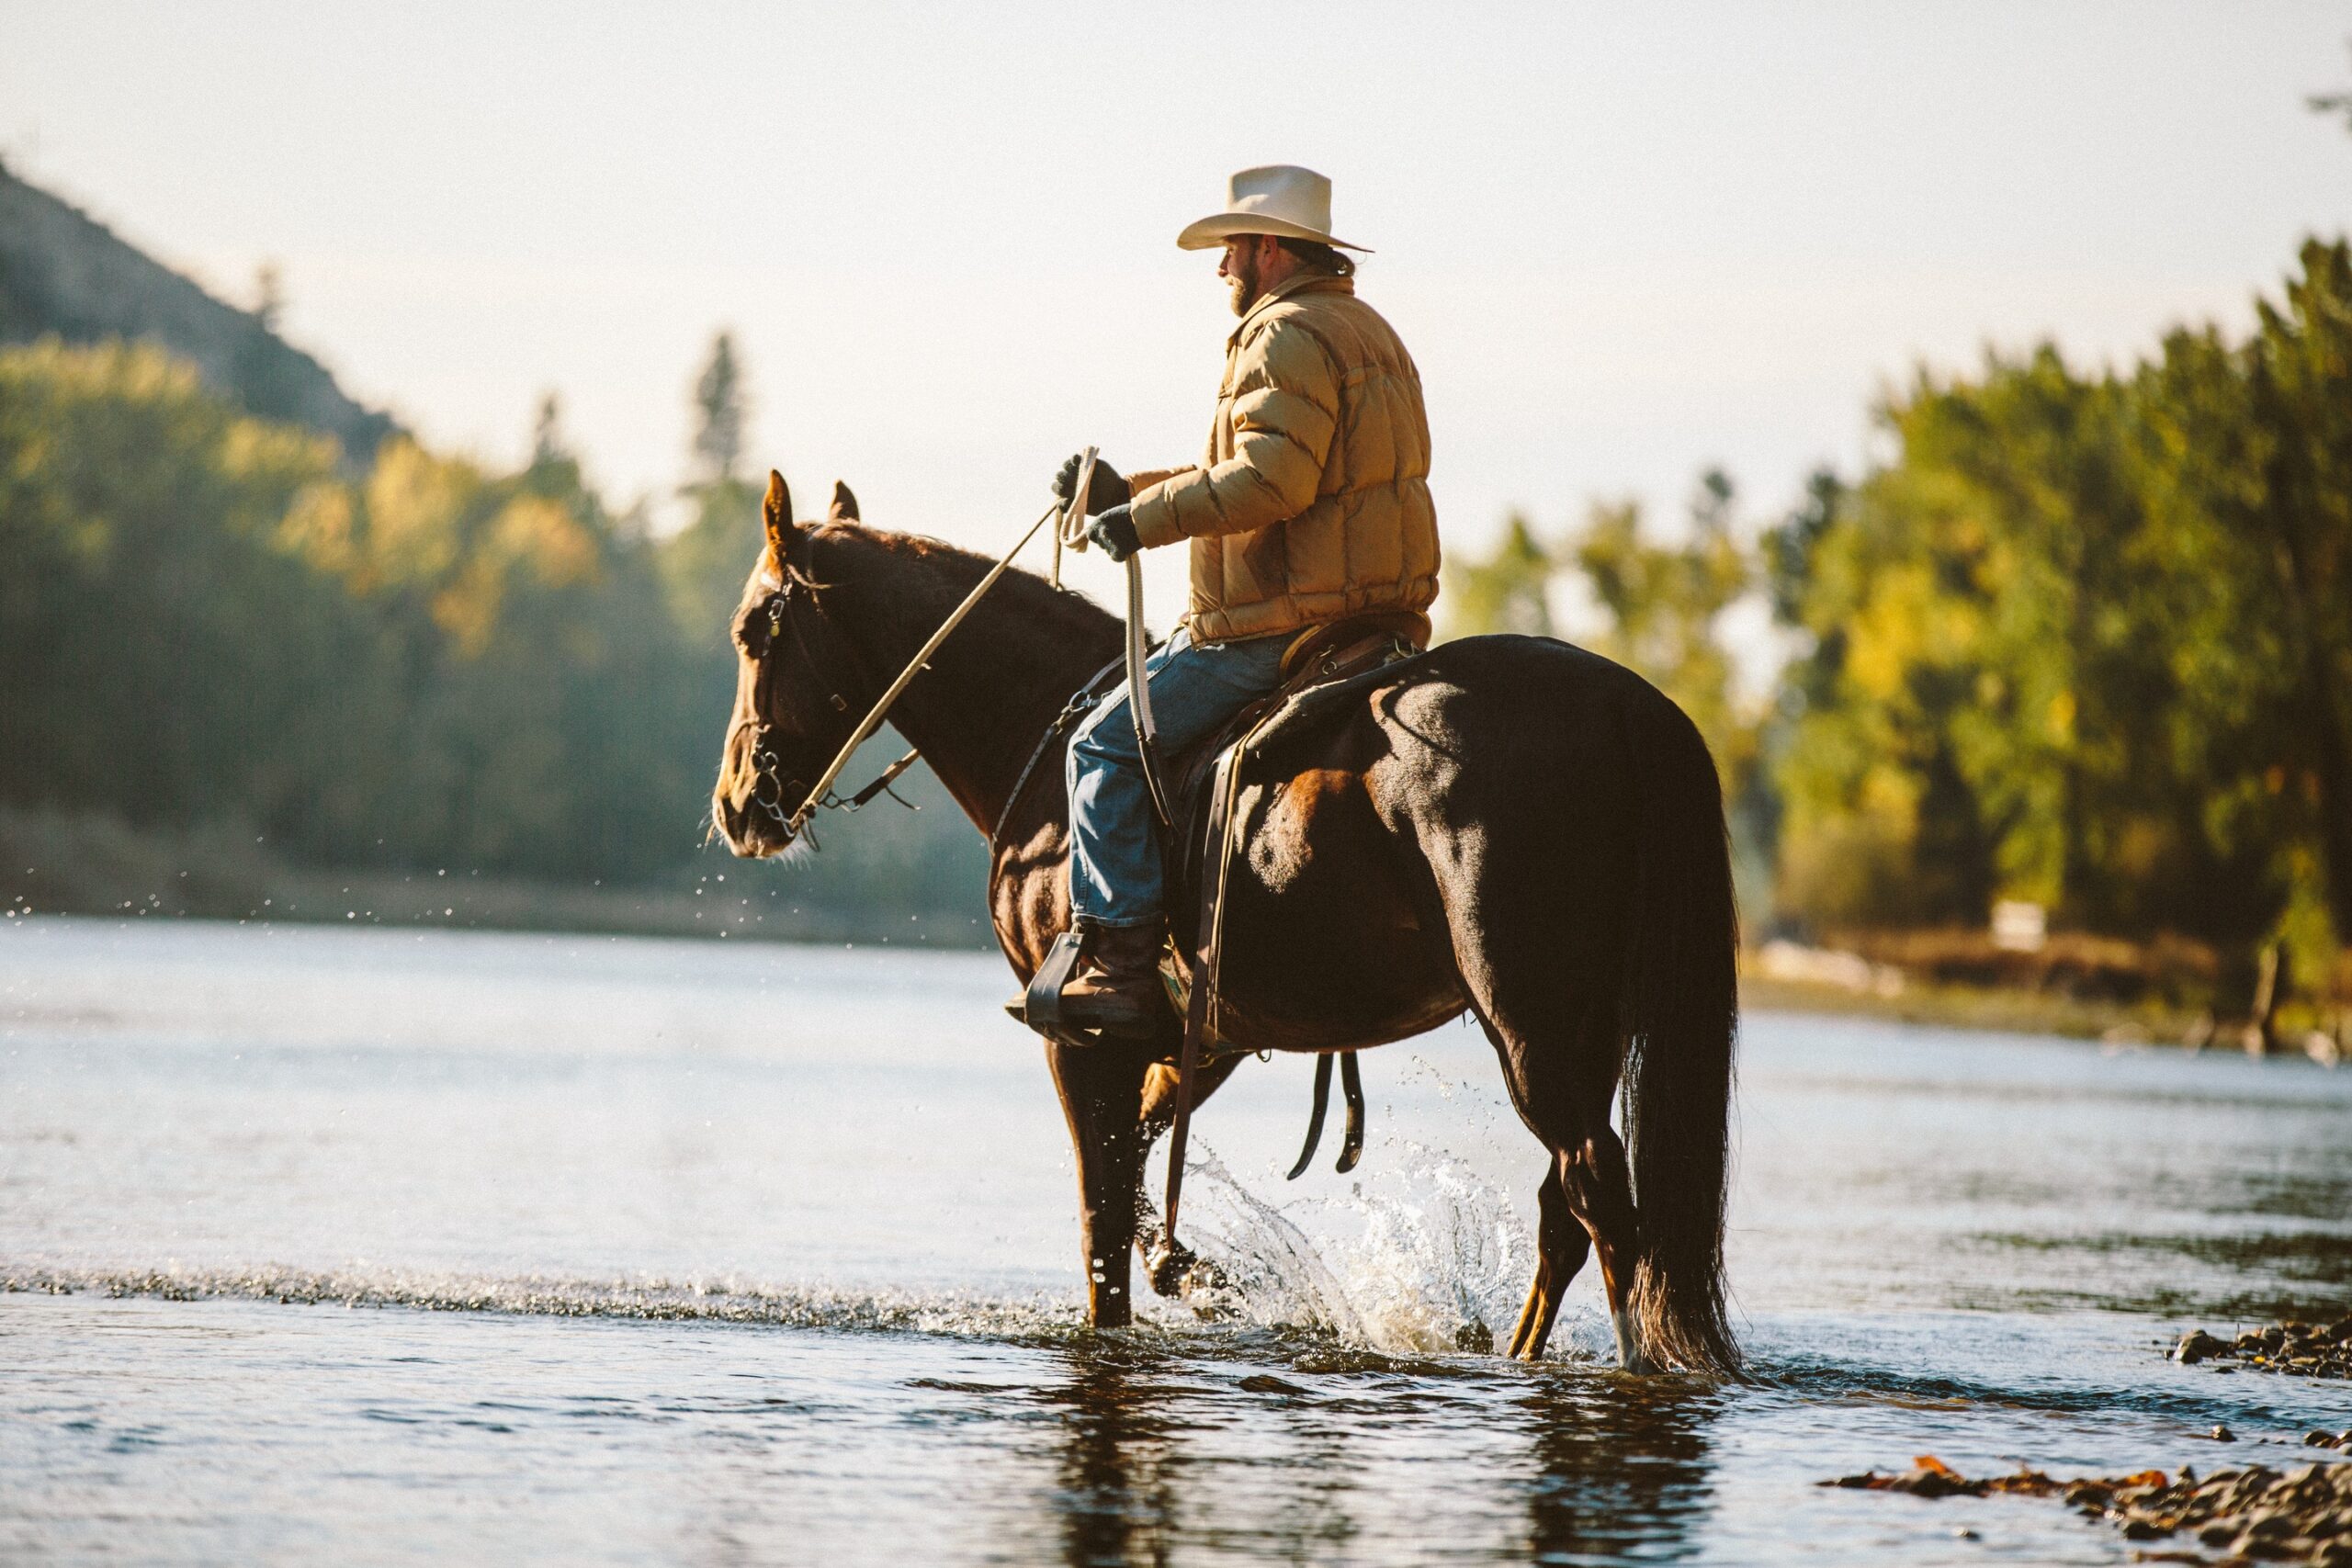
left=663, top=331, right=765, bottom=650
left=691, top=331, right=747, bottom=487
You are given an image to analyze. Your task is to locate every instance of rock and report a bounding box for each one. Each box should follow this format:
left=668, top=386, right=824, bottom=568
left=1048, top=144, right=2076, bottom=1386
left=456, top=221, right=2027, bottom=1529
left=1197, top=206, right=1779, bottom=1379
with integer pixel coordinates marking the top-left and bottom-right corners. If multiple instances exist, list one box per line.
left=2165, top=1317, right=2352, bottom=1380
left=1236, top=1374, right=1306, bottom=1395
left=1838, top=1455, right=2352, bottom=1561
left=2213, top=1424, right=2237, bottom=1441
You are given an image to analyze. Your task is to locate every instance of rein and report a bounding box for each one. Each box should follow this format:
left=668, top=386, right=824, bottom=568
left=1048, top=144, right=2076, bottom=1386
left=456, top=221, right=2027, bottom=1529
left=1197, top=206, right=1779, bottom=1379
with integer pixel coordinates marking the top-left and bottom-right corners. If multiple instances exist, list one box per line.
left=752, top=470, right=1238, bottom=1266
left=773, top=500, right=1067, bottom=841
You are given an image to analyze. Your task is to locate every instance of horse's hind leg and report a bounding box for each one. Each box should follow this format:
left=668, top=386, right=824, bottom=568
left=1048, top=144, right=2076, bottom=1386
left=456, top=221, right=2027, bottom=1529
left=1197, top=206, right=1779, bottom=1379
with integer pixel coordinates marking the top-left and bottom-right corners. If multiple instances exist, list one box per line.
left=1429, top=845, right=1644, bottom=1365
left=1558, top=1126, right=1652, bottom=1372
left=1487, top=1019, right=1647, bottom=1370
left=1505, top=1156, right=1590, bottom=1358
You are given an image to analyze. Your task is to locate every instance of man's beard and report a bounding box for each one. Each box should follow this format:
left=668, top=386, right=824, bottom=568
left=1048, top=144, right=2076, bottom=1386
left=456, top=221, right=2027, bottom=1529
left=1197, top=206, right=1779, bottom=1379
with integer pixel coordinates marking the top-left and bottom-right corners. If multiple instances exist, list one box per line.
left=1227, top=250, right=1261, bottom=316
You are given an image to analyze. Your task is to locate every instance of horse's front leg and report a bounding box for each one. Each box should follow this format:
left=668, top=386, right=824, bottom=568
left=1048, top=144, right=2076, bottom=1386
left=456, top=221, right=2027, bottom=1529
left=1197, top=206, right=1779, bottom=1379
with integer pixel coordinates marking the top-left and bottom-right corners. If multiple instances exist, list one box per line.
left=1132, top=1053, right=1248, bottom=1297
left=1045, top=1038, right=1155, bottom=1327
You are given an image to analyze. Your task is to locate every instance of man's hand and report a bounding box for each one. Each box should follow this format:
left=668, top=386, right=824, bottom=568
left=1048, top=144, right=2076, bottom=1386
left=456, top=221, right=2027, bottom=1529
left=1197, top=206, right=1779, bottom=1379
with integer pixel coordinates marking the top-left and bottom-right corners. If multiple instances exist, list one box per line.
left=1087, top=504, right=1141, bottom=562
left=1052, top=453, right=1131, bottom=515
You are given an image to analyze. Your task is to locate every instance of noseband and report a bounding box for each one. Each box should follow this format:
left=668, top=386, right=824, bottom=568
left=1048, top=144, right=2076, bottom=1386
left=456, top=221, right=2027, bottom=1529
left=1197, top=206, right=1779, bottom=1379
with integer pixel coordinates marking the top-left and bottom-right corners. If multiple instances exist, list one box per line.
left=740, top=570, right=917, bottom=843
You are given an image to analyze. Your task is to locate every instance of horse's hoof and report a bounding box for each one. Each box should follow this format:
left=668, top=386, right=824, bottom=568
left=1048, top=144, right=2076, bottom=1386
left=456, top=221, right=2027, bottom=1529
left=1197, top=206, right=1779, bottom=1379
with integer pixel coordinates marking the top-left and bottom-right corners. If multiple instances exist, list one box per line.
left=1145, top=1239, right=1195, bottom=1297
left=1611, top=1310, right=1657, bottom=1373
left=1145, top=1239, right=1230, bottom=1301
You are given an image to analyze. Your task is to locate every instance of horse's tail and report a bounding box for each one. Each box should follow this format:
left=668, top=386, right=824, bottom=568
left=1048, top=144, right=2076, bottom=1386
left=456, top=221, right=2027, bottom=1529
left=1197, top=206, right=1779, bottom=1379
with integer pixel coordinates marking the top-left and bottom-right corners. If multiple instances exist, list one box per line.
left=1621, top=692, right=1742, bottom=1377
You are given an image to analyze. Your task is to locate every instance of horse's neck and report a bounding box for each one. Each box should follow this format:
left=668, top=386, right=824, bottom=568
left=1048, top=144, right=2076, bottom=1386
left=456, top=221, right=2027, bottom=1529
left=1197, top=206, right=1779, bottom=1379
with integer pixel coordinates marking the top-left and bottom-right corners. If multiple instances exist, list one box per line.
left=829, top=533, right=1114, bottom=842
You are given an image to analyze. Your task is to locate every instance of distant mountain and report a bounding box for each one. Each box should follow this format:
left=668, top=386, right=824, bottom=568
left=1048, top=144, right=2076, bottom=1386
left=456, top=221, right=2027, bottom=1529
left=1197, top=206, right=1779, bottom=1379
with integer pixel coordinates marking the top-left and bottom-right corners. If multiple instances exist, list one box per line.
left=0, top=159, right=395, bottom=460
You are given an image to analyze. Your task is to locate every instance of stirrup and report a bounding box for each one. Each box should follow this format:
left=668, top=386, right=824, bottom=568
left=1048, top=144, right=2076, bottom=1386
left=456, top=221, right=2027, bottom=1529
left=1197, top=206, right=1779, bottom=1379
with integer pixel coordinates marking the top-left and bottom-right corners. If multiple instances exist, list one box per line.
left=1014, top=929, right=1093, bottom=1046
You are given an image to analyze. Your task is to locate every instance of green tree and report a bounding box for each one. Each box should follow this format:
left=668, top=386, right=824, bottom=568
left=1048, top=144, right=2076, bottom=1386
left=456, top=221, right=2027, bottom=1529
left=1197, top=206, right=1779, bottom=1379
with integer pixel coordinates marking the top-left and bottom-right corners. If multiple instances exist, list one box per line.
left=1571, top=470, right=1754, bottom=784
left=230, top=261, right=310, bottom=426
left=1765, top=243, right=2352, bottom=971
left=0, top=340, right=355, bottom=840
left=2245, top=241, right=2352, bottom=938
left=1442, top=512, right=1554, bottom=638
left=664, top=330, right=764, bottom=649
left=1766, top=350, right=2204, bottom=932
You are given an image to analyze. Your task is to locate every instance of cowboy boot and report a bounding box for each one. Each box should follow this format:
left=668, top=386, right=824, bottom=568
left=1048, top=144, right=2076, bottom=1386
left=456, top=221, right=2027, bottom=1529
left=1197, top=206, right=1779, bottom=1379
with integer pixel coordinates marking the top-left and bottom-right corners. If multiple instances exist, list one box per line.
left=1058, top=919, right=1173, bottom=1037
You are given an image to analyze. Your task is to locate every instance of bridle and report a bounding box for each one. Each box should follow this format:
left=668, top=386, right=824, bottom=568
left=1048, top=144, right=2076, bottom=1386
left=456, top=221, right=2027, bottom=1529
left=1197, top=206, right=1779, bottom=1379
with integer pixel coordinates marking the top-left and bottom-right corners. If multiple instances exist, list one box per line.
left=728, top=487, right=1221, bottom=1259
left=738, top=557, right=919, bottom=845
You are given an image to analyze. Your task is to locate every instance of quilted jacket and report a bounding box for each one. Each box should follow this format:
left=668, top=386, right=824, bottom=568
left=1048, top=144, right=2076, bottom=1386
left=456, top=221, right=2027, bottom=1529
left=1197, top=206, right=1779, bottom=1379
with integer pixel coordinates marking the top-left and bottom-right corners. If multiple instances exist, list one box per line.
left=1125, top=273, right=1438, bottom=644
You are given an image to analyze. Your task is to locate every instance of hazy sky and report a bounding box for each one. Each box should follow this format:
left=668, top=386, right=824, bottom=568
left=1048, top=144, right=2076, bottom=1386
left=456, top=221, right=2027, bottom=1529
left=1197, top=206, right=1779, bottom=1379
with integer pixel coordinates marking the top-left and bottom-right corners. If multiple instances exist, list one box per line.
left=7, top=2, right=2351, bottom=622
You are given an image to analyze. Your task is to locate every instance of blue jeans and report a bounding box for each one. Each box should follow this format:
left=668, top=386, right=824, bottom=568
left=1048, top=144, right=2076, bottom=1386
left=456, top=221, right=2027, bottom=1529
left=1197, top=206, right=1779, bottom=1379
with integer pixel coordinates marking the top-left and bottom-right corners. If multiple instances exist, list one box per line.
left=1067, top=626, right=1291, bottom=927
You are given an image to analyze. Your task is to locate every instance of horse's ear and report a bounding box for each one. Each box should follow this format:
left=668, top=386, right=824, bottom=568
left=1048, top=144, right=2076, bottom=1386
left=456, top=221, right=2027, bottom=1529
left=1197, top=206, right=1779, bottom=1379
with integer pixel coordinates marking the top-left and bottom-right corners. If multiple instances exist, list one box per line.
left=763, top=470, right=796, bottom=555
left=828, top=480, right=860, bottom=523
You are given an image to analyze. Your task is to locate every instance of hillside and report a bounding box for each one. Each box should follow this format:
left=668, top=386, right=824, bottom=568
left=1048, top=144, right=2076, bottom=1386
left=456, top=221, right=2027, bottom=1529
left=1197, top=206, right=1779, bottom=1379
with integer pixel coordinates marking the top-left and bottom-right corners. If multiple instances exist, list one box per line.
left=0, top=159, right=395, bottom=459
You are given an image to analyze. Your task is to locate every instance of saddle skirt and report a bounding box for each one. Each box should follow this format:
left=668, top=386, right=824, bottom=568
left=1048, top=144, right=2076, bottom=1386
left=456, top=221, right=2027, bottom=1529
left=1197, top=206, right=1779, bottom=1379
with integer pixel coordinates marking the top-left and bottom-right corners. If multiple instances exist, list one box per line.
left=1153, top=610, right=1431, bottom=1050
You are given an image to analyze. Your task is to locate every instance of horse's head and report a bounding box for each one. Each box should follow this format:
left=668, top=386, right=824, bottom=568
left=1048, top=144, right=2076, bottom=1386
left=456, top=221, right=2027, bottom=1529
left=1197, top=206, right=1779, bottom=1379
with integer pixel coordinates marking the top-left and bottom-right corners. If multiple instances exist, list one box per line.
left=711, top=469, right=870, bottom=858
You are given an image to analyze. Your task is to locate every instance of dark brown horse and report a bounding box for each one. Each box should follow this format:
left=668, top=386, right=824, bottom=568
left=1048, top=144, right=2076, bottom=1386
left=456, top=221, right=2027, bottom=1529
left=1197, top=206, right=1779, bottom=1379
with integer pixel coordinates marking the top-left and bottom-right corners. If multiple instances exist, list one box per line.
left=713, top=474, right=1740, bottom=1374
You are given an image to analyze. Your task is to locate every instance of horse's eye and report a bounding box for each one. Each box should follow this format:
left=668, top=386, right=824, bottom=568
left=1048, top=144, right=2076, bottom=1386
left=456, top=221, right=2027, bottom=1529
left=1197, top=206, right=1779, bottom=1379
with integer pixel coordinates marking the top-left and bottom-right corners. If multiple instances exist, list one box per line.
left=734, top=608, right=772, bottom=659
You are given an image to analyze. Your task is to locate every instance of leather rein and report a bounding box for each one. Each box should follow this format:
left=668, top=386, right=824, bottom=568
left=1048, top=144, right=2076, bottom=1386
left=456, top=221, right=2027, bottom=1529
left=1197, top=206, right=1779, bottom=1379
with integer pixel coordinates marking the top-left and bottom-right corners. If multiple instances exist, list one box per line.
left=746, top=499, right=1067, bottom=845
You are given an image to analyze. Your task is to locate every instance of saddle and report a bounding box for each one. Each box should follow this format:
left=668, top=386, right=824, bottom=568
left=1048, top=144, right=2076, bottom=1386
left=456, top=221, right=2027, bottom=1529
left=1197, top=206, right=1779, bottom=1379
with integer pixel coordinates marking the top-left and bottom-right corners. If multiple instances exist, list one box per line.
left=1159, top=609, right=1430, bottom=977
left=1011, top=609, right=1431, bottom=1213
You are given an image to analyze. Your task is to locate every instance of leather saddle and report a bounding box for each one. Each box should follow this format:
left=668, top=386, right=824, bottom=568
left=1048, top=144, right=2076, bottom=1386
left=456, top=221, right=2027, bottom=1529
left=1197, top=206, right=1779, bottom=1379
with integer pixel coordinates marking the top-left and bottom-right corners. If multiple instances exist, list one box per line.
left=1012, top=609, right=1432, bottom=1203
left=1010, top=607, right=1431, bottom=1046
left=1159, top=609, right=1430, bottom=957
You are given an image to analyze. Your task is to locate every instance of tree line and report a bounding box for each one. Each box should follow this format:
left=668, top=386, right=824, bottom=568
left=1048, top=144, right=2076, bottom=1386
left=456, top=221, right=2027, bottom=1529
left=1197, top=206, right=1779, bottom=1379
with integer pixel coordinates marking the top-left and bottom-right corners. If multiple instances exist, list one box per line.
left=1448, top=238, right=2352, bottom=1011
left=0, top=328, right=989, bottom=926
left=7, top=216, right=2346, bottom=1001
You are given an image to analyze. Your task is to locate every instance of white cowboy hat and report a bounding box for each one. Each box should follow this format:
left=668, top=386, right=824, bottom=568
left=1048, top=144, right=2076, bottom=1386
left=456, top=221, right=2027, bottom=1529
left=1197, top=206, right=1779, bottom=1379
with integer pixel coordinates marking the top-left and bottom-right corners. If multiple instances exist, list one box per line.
left=1176, top=164, right=1372, bottom=253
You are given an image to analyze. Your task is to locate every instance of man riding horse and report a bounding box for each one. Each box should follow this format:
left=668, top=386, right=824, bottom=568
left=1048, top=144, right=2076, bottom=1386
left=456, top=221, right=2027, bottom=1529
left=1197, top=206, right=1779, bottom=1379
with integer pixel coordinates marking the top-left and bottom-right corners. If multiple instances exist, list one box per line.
left=710, top=163, right=1739, bottom=1373
left=1049, top=164, right=1440, bottom=1037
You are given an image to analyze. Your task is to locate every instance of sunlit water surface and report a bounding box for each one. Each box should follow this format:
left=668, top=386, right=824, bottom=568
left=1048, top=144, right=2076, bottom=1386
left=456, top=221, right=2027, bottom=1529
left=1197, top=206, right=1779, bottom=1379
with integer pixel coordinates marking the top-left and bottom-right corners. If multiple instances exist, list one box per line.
left=3, top=917, right=2347, bottom=1564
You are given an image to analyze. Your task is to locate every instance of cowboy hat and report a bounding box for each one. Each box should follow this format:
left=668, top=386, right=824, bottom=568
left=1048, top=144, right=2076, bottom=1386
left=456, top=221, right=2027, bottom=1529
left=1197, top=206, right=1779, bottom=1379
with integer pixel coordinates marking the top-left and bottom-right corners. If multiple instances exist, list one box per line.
left=1175, top=164, right=1372, bottom=253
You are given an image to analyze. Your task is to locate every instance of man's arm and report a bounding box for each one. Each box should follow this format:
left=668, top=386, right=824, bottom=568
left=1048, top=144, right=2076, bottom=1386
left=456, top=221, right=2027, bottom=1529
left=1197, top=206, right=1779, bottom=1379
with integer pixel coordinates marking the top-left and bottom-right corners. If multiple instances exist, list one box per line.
left=1123, top=466, right=1193, bottom=493
left=1127, top=321, right=1340, bottom=549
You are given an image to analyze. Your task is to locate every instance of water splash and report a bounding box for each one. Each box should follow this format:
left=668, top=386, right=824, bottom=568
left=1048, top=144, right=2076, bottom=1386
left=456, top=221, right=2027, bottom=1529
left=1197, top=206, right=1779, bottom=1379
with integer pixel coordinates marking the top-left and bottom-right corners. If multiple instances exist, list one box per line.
left=1170, top=1138, right=1583, bottom=1357
left=0, top=1263, right=1082, bottom=1340
left=5, top=1133, right=1592, bottom=1361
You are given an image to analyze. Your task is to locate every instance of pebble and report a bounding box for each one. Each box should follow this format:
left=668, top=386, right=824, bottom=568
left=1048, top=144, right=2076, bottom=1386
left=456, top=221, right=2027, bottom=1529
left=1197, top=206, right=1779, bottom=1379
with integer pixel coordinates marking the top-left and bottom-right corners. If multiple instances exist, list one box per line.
left=1824, top=1454, right=2352, bottom=1565
left=2169, top=1315, right=2352, bottom=1380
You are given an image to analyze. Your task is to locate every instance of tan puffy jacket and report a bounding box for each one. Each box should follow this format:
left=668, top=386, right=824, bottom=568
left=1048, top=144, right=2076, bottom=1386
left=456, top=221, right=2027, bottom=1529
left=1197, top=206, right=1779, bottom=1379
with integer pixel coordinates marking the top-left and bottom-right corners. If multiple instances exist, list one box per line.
left=1125, top=273, right=1438, bottom=645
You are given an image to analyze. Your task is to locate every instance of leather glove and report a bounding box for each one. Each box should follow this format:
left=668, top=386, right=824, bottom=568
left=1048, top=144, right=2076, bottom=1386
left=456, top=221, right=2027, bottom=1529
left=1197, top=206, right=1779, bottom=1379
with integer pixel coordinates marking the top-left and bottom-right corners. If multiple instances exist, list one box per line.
left=1087, top=503, right=1141, bottom=563
left=1052, top=452, right=1130, bottom=514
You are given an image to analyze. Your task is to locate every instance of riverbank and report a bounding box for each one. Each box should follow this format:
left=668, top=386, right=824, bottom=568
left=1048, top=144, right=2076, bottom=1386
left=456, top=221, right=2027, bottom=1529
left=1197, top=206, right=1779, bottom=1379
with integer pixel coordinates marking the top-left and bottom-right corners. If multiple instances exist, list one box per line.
left=8, top=805, right=2346, bottom=1054
left=1747, top=932, right=2350, bottom=1058
left=0, top=805, right=992, bottom=950
left=1738, top=971, right=2203, bottom=1045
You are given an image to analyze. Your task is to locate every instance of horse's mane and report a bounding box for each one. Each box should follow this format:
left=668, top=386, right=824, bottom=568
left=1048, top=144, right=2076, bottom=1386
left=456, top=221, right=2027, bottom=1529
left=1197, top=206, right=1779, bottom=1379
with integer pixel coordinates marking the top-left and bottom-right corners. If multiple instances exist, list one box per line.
left=807, top=520, right=1124, bottom=663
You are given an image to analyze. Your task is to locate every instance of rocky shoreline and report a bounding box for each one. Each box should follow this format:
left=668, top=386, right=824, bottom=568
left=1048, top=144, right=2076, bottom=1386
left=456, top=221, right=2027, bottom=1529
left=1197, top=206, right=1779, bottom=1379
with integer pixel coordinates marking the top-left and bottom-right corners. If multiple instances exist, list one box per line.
left=1825, top=1454, right=2352, bottom=1564
left=2172, top=1317, right=2352, bottom=1380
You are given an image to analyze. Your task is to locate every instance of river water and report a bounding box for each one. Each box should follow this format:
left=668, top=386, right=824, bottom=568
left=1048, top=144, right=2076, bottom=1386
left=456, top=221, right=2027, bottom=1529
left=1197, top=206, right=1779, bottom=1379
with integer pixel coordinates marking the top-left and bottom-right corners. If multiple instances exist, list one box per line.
left=2, top=916, right=2346, bottom=1564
